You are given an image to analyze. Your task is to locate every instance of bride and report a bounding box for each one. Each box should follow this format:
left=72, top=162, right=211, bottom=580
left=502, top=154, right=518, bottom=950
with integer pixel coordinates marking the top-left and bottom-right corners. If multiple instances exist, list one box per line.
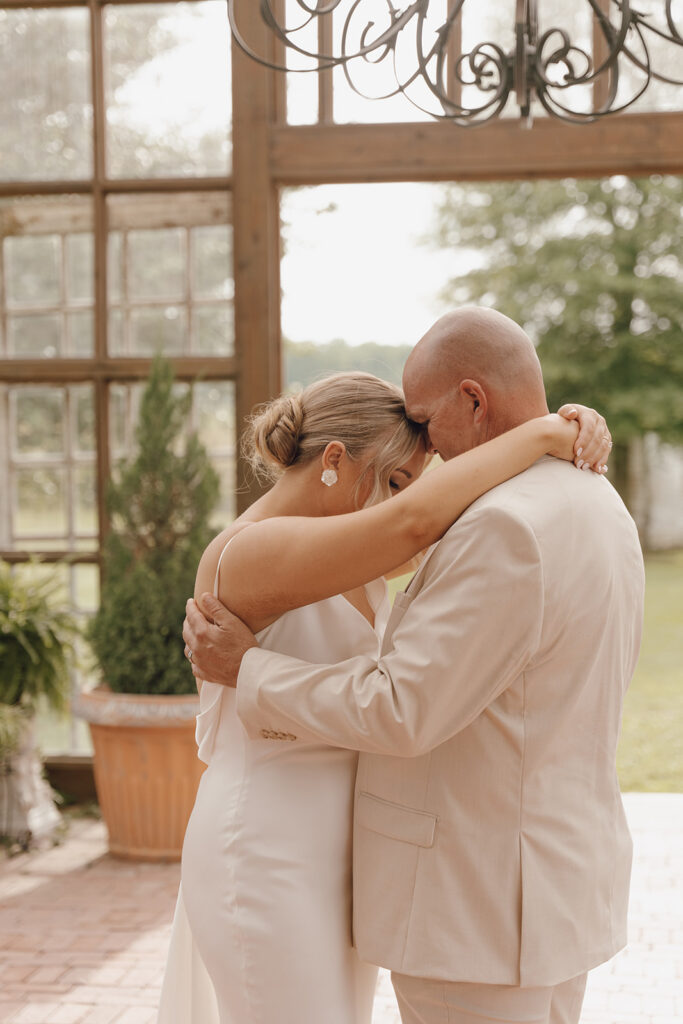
left=158, top=371, right=609, bottom=1024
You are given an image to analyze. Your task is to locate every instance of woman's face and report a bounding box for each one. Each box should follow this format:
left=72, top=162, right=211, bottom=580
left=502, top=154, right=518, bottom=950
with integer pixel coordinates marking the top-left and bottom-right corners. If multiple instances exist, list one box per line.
left=352, top=436, right=429, bottom=510
left=387, top=438, right=430, bottom=496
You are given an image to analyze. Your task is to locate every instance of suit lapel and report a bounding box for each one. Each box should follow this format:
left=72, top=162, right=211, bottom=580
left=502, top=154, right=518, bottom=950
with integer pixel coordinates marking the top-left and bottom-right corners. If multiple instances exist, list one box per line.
left=380, top=541, right=444, bottom=657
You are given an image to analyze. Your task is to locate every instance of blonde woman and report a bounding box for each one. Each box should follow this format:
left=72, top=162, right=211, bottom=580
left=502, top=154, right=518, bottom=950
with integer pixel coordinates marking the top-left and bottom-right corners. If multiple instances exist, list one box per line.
left=158, top=371, right=610, bottom=1024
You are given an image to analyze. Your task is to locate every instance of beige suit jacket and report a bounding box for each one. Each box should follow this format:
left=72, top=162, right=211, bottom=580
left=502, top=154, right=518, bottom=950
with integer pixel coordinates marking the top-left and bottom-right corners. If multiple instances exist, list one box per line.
left=236, top=456, right=645, bottom=986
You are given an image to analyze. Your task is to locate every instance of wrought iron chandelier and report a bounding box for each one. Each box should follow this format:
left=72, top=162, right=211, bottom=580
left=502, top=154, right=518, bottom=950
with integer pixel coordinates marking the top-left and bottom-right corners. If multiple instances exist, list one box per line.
left=227, top=1, right=683, bottom=125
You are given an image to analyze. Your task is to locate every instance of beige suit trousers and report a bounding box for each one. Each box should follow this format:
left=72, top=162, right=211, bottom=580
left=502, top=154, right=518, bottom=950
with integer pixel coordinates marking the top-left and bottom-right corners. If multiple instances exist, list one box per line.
left=392, top=971, right=588, bottom=1024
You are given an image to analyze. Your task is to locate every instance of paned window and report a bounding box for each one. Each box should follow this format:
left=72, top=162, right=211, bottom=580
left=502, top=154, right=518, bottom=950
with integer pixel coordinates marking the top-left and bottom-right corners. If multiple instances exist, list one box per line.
left=0, top=0, right=234, bottom=754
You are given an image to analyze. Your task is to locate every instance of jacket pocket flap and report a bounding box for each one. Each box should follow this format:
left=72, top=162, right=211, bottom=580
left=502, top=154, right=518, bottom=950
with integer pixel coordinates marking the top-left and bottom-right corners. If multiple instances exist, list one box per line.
left=357, top=792, right=437, bottom=848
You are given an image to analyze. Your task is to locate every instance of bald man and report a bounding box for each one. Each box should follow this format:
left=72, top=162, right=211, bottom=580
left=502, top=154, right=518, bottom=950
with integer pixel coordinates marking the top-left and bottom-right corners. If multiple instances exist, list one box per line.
left=184, top=308, right=645, bottom=1024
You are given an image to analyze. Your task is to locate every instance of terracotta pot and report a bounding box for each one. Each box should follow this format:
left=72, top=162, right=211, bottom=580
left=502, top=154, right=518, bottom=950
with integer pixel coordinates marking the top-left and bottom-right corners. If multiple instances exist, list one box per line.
left=73, top=687, right=204, bottom=862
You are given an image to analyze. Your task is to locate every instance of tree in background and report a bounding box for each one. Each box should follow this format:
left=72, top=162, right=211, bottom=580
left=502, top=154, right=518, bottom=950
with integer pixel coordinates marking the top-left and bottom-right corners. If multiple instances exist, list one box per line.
left=285, top=339, right=411, bottom=391
left=431, top=175, right=683, bottom=514
left=88, top=358, right=219, bottom=695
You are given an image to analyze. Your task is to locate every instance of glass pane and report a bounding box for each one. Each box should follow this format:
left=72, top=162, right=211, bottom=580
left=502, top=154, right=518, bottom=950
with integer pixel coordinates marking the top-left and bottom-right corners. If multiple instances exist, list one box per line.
left=107, top=193, right=232, bottom=356
left=68, top=310, right=94, bottom=357
left=284, top=0, right=319, bottom=125
left=8, top=314, right=63, bottom=359
left=108, top=231, right=123, bottom=302
left=195, top=381, right=235, bottom=453
left=211, top=455, right=236, bottom=527
left=129, top=305, right=187, bottom=356
left=129, top=228, right=185, bottom=300
left=4, top=234, right=60, bottom=307
left=609, top=0, right=683, bottom=114
left=192, top=225, right=233, bottom=299
left=109, top=380, right=235, bottom=521
left=104, top=1, right=231, bottom=178
left=0, top=196, right=94, bottom=360
left=458, top=2, right=517, bottom=120
left=332, top=4, right=441, bottom=124
left=12, top=388, right=65, bottom=456
left=0, top=7, right=92, bottom=182
left=14, top=466, right=68, bottom=538
left=72, top=385, right=95, bottom=454
left=5, top=384, right=97, bottom=548
left=73, top=465, right=97, bottom=536
left=193, top=305, right=234, bottom=356
left=65, top=233, right=94, bottom=303
left=108, top=309, right=124, bottom=357
left=74, top=563, right=99, bottom=615
left=109, top=382, right=139, bottom=458
left=30, top=561, right=99, bottom=756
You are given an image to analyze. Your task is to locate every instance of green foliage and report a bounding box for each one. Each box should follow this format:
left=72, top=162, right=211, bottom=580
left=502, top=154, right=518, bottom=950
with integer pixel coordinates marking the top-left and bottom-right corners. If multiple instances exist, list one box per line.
left=0, top=560, right=78, bottom=714
left=284, top=339, right=411, bottom=390
left=0, top=704, right=25, bottom=758
left=87, top=357, right=219, bottom=695
left=433, top=175, right=683, bottom=499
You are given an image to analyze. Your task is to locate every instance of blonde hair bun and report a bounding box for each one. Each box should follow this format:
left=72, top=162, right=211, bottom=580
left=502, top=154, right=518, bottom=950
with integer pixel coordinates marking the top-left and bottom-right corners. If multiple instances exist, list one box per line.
left=243, top=372, right=422, bottom=502
left=247, top=393, right=305, bottom=472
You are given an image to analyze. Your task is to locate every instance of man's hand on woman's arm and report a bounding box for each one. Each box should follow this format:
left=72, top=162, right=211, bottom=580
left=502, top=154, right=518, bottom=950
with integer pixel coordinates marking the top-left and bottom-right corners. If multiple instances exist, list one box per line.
left=183, top=595, right=257, bottom=689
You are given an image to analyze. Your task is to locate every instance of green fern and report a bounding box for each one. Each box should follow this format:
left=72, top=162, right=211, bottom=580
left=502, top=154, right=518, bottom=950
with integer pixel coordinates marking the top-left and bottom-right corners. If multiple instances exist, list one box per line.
left=0, top=561, right=78, bottom=714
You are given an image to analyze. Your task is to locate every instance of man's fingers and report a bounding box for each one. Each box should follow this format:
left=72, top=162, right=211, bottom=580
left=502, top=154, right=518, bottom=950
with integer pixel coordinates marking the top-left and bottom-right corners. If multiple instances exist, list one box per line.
left=198, top=592, right=229, bottom=626
left=182, top=614, right=196, bottom=650
left=558, top=404, right=579, bottom=421
left=185, top=597, right=208, bottom=630
left=184, top=598, right=217, bottom=645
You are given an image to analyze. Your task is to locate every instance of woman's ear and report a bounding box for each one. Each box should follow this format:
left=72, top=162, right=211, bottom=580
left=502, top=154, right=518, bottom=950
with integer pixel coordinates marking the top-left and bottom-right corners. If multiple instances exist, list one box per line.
left=321, top=441, right=347, bottom=473
left=459, top=379, right=487, bottom=424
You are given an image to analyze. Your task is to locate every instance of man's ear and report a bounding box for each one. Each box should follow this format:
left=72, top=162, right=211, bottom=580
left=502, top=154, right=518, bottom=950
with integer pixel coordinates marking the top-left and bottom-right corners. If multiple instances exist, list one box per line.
left=459, top=379, right=488, bottom=423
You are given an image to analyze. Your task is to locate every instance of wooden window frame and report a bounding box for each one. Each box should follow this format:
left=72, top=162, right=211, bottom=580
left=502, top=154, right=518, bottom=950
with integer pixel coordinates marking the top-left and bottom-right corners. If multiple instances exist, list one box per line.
left=1, top=0, right=682, bottom=569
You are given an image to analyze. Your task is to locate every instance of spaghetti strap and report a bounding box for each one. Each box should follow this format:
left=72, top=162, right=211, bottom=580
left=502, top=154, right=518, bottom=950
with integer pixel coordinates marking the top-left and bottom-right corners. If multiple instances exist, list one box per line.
left=212, top=525, right=255, bottom=598
left=194, top=524, right=255, bottom=768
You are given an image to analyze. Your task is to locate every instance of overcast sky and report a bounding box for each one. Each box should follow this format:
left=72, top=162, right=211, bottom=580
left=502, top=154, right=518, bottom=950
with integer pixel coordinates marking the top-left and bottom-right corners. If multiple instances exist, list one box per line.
left=280, top=182, right=465, bottom=348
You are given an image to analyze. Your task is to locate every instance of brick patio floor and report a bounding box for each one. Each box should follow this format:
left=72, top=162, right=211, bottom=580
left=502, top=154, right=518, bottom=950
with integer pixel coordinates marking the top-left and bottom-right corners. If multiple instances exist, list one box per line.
left=0, top=792, right=681, bottom=1024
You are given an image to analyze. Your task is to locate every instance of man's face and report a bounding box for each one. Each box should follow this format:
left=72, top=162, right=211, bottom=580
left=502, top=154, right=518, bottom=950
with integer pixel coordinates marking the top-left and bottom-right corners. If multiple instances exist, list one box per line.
left=402, top=361, right=478, bottom=462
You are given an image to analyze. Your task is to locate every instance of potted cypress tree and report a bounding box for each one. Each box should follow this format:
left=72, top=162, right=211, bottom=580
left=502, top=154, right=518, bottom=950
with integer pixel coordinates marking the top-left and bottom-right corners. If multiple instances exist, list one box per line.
left=0, top=561, right=78, bottom=845
left=74, top=357, right=219, bottom=861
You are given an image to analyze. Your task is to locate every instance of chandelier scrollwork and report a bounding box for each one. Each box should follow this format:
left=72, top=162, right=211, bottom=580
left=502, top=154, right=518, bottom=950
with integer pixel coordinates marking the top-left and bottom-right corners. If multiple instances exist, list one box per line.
left=227, top=0, right=683, bottom=125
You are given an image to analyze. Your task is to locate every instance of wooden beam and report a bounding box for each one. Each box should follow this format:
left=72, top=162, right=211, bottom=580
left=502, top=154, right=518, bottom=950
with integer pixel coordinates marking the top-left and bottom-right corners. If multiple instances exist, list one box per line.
left=0, top=178, right=231, bottom=199
left=0, top=550, right=100, bottom=564
left=89, top=0, right=109, bottom=555
left=231, top=0, right=281, bottom=514
left=271, top=111, right=683, bottom=183
left=0, top=357, right=238, bottom=383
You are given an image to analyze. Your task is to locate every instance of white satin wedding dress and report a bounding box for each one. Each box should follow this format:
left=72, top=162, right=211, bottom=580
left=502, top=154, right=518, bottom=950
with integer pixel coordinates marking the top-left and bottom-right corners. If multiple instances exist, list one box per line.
left=157, top=537, right=388, bottom=1024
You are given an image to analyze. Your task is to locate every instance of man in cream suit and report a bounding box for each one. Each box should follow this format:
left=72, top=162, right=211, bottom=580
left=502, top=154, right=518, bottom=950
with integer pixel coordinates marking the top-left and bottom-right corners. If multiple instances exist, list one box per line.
left=184, top=308, right=645, bottom=1024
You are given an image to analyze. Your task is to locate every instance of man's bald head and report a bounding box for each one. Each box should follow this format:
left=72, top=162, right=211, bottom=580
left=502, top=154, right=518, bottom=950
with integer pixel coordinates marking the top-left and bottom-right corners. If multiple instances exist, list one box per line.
left=402, top=307, right=549, bottom=459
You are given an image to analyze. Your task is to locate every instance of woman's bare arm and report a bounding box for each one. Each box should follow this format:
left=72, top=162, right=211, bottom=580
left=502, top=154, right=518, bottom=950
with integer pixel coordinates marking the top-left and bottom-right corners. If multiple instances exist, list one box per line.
left=212, top=414, right=578, bottom=632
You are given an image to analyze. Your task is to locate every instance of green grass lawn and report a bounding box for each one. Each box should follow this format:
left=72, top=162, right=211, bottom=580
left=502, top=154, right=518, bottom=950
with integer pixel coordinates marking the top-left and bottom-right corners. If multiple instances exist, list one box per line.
left=617, top=549, right=683, bottom=791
